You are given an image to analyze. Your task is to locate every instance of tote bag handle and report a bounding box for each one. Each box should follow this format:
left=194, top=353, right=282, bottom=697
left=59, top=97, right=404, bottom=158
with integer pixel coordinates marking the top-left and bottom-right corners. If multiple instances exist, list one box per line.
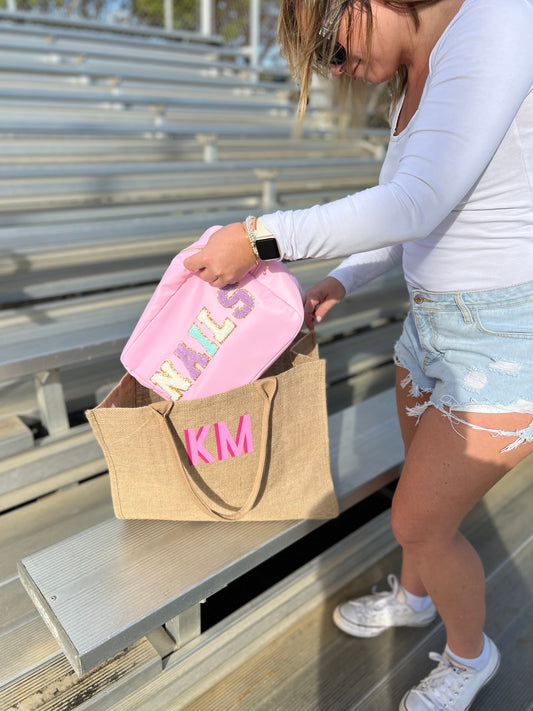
left=152, top=378, right=277, bottom=521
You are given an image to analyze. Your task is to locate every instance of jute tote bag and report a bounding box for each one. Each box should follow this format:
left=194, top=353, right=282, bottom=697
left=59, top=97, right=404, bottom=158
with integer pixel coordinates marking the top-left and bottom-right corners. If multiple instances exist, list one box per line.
left=86, top=332, right=339, bottom=521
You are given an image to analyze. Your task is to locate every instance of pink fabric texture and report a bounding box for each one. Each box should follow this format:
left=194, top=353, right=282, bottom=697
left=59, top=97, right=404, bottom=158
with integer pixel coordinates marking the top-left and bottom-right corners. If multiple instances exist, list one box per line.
left=121, top=226, right=304, bottom=401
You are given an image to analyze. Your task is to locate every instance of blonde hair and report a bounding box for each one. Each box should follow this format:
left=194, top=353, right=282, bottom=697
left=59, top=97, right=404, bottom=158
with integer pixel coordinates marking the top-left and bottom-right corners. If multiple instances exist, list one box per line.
left=277, top=0, right=443, bottom=121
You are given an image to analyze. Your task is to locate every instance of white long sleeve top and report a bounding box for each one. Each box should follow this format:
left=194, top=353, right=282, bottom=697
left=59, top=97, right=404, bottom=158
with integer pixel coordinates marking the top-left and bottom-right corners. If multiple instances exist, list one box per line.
left=262, top=0, right=533, bottom=294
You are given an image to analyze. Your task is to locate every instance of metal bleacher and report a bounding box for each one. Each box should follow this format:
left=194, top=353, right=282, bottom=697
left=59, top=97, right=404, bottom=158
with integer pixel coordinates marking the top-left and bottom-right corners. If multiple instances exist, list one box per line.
left=0, top=11, right=406, bottom=698
left=1, top=13, right=532, bottom=711
left=0, top=13, right=396, bottom=507
left=0, top=33, right=409, bottom=704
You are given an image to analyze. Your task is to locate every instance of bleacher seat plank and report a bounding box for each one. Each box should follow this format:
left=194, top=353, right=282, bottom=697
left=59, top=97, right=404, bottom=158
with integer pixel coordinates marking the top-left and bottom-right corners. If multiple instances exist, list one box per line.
left=0, top=415, right=33, bottom=458
left=0, top=10, right=227, bottom=47
left=0, top=615, right=60, bottom=689
left=17, top=388, right=403, bottom=676
left=0, top=86, right=292, bottom=112
left=0, top=39, right=251, bottom=75
left=0, top=474, right=136, bottom=702
left=0, top=427, right=106, bottom=513
left=0, top=155, right=379, bottom=178
left=0, top=133, right=387, bottom=165
left=0, top=288, right=148, bottom=380
left=0, top=214, right=235, bottom=261
left=0, top=157, right=380, bottom=214
left=327, top=361, right=397, bottom=415
left=325, top=321, right=404, bottom=384
left=0, top=117, right=302, bottom=136
left=0, top=155, right=379, bottom=180
left=0, top=578, right=38, bottom=637
left=0, top=475, right=114, bottom=692
left=0, top=66, right=291, bottom=97
left=0, top=474, right=112, bottom=585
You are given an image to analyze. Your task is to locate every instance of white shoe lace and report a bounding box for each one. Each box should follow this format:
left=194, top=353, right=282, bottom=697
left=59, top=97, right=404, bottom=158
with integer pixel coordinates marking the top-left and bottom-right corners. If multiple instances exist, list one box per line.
left=412, top=653, right=472, bottom=710
left=345, top=574, right=405, bottom=623
left=373, top=573, right=400, bottom=596
left=366, top=574, right=402, bottom=609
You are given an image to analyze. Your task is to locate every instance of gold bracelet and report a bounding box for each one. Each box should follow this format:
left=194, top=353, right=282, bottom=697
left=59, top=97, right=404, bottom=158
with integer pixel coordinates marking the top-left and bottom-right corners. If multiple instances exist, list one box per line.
left=244, top=216, right=260, bottom=261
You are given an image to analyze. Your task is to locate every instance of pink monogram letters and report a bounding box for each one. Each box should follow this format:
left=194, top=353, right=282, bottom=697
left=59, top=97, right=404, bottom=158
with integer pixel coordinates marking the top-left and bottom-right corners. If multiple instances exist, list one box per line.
left=184, top=414, right=254, bottom=465
left=150, top=285, right=255, bottom=400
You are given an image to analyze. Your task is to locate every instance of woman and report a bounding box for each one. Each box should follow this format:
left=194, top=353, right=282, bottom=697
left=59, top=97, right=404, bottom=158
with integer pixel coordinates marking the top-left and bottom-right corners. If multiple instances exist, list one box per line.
left=184, top=0, right=533, bottom=708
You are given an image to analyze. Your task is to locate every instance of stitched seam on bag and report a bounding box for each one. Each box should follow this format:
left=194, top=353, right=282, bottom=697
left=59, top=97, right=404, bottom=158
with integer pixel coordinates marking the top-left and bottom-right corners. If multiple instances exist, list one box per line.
left=89, top=413, right=125, bottom=519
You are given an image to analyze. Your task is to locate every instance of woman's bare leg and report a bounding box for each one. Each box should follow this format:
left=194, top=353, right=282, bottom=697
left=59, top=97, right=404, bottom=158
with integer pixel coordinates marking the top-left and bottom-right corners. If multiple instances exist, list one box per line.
left=392, top=369, right=533, bottom=656
left=395, top=367, right=432, bottom=597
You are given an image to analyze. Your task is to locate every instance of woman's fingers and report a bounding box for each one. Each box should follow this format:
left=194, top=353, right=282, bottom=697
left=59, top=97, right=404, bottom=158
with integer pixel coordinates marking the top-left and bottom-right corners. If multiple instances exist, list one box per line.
left=182, top=227, right=349, bottom=330
left=183, top=223, right=257, bottom=286
left=182, top=250, right=206, bottom=272
left=303, top=294, right=323, bottom=330
left=303, top=295, right=338, bottom=329
left=303, top=277, right=346, bottom=330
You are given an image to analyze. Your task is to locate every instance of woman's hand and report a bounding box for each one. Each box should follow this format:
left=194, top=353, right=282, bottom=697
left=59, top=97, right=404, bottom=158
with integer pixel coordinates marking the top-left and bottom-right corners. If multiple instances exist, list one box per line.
left=183, top=222, right=258, bottom=287
left=303, top=276, right=346, bottom=330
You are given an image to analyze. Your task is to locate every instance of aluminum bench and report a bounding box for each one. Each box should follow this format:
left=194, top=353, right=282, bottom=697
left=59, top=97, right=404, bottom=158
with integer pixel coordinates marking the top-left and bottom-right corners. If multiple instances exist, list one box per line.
left=0, top=38, right=251, bottom=76
left=0, top=11, right=228, bottom=49
left=0, top=63, right=294, bottom=95
left=0, top=155, right=381, bottom=219
left=0, top=132, right=388, bottom=165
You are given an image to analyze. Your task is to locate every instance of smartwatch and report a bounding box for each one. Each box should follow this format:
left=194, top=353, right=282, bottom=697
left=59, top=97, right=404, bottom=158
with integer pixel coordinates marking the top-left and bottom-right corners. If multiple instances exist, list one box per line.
left=254, top=217, right=282, bottom=261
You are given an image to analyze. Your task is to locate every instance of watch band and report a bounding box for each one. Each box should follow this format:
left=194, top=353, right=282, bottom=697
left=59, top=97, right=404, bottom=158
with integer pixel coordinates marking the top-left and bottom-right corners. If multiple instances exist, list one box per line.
left=245, top=216, right=282, bottom=261
left=255, top=217, right=274, bottom=238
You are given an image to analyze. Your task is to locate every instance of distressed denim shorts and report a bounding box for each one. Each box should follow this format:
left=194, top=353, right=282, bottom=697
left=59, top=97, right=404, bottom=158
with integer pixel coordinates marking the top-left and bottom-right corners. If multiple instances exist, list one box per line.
left=394, top=279, right=533, bottom=452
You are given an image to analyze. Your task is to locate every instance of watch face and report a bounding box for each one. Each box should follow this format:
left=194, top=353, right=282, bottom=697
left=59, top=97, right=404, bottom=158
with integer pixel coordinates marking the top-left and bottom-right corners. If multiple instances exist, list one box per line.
left=257, top=237, right=281, bottom=260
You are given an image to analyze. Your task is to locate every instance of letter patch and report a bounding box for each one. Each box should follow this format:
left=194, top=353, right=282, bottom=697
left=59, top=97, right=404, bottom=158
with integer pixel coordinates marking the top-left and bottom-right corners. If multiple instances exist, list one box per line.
left=184, top=425, right=216, bottom=466
left=215, top=414, right=254, bottom=460
left=149, top=284, right=256, bottom=399
left=150, top=360, right=192, bottom=401
left=184, top=415, right=254, bottom=465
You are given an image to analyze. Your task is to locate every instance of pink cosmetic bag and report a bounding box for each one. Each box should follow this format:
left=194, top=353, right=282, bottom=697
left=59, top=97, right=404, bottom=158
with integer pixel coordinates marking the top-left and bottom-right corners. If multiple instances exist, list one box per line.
left=120, top=226, right=304, bottom=401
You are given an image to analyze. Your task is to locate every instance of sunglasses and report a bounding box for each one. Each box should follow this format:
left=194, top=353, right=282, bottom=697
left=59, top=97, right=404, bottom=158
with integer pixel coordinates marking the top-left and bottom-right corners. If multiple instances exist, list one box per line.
left=316, top=27, right=347, bottom=66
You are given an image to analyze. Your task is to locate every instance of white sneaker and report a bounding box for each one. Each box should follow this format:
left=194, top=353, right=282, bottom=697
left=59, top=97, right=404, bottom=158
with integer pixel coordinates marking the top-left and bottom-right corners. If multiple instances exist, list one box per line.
left=333, top=574, right=437, bottom=638
left=399, top=637, right=501, bottom=711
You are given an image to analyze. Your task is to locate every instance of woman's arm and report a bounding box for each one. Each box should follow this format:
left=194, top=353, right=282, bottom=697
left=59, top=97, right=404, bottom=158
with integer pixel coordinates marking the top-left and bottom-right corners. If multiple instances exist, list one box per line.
left=185, top=0, right=533, bottom=285
left=263, top=0, right=533, bottom=261
left=328, top=244, right=403, bottom=295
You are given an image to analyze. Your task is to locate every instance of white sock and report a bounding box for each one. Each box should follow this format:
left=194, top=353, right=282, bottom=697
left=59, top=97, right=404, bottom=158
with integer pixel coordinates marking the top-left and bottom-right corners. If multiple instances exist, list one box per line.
left=401, top=585, right=433, bottom=613
left=446, top=634, right=491, bottom=672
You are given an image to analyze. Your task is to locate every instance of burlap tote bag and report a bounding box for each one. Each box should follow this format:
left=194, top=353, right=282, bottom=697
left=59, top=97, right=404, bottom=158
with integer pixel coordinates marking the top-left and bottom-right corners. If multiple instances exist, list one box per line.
left=86, top=332, right=338, bottom=521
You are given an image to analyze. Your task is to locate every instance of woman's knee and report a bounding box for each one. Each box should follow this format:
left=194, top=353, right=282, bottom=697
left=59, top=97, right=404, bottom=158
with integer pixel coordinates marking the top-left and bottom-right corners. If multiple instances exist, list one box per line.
left=390, top=490, right=449, bottom=550
left=390, top=494, right=420, bottom=548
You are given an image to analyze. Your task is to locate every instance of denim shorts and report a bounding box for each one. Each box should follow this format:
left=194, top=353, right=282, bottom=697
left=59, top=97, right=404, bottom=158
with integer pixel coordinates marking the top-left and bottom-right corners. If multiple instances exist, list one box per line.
left=394, top=279, right=533, bottom=452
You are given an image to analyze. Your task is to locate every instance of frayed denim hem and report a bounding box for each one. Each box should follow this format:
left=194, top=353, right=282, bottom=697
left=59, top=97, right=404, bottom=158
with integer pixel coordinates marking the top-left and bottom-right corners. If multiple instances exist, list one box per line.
left=394, top=352, right=533, bottom=454
left=393, top=349, right=433, bottom=400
